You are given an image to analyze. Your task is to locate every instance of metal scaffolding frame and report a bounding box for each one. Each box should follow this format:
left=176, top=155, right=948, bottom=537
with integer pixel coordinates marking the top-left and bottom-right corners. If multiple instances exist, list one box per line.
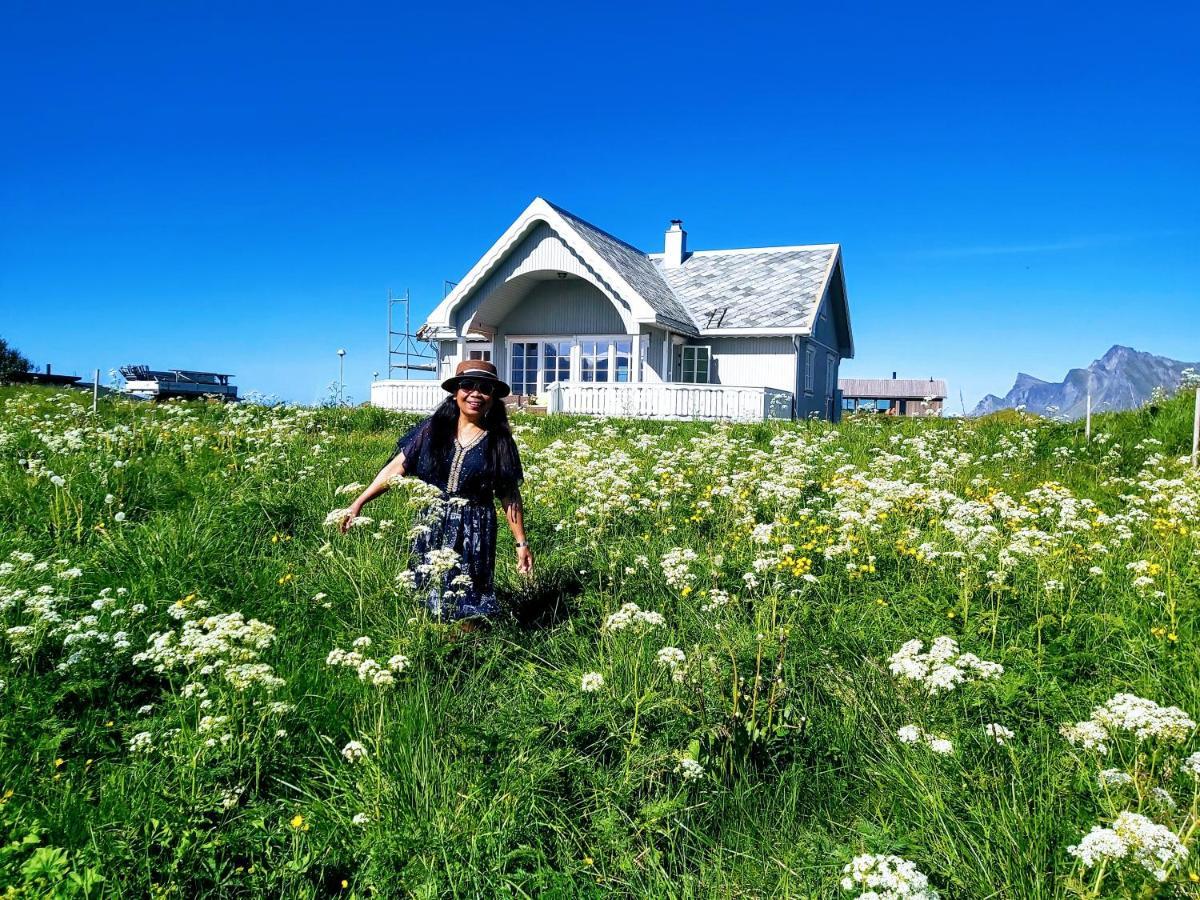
left=386, top=289, right=438, bottom=379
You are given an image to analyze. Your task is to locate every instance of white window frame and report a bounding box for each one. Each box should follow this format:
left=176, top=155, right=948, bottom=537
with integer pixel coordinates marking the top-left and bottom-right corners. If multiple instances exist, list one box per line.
left=507, top=339, right=541, bottom=396
left=465, top=342, right=493, bottom=363
left=679, top=345, right=711, bottom=384
left=506, top=334, right=640, bottom=395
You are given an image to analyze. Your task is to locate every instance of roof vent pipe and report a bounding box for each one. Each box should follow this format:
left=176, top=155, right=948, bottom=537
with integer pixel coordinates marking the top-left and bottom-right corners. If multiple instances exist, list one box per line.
left=892, top=371, right=897, bottom=379
left=664, top=219, right=687, bottom=267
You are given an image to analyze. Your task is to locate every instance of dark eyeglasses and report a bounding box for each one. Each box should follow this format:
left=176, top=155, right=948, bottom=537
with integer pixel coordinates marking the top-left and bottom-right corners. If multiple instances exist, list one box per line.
left=458, top=378, right=496, bottom=396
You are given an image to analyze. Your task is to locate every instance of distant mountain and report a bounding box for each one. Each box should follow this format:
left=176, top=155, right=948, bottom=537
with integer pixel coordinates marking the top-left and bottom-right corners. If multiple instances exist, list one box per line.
left=972, top=346, right=1199, bottom=419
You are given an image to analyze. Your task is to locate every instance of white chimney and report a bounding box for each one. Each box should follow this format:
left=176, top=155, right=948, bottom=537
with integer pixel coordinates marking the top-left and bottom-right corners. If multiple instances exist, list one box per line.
left=663, top=219, right=687, bottom=267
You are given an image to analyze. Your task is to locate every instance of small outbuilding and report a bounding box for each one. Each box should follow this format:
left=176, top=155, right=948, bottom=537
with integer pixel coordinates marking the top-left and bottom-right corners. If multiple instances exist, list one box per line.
left=838, top=377, right=946, bottom=416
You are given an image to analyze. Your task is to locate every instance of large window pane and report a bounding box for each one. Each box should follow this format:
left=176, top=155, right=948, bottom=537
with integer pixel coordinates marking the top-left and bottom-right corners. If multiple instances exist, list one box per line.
left=543, top=340, right=571, bottom=384
left=614, top=340, right=632, bottom=383
left=580, top=339, right=608, bottom=382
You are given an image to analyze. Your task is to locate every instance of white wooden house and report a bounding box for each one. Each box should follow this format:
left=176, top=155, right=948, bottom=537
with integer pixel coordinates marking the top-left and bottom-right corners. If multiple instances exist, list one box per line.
left=372, top=198, right=853, bottom=421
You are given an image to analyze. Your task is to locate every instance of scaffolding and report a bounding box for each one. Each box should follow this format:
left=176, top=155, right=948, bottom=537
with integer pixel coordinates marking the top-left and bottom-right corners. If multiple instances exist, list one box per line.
left=387, top=290, right=438, bottom=379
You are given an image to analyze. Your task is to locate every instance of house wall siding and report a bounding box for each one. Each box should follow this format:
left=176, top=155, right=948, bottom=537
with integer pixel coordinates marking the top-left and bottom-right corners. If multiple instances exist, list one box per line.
left=641, top=327, right=667, bottom=382
left=706, top=336, right=795, bottom=393
left=498, top=280, right=626, bottom=334
left=798, top=297, right=843, bottom=421
left=455, top=223, right=630, bottom=332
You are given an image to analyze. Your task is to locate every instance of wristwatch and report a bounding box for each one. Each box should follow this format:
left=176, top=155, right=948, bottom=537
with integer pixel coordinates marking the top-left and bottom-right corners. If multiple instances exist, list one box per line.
left=515, top=540, right=529, bottom=549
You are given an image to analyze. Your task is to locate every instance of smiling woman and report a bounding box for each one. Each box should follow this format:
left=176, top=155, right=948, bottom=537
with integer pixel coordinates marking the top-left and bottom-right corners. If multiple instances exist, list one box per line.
left=340, top=360, right=532, bottom=626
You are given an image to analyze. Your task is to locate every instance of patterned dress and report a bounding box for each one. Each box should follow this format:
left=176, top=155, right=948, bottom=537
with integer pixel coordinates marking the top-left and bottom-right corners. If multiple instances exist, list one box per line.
left=392, top=418, right=522, bottom=621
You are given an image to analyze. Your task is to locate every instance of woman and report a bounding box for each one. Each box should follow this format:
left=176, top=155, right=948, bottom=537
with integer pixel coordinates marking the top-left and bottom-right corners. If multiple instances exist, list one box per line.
left=340, top=360, right=533, bottom=625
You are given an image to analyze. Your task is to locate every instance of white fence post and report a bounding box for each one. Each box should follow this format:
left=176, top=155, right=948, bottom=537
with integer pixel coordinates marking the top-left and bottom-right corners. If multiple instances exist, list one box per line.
left=1192, top=386, right=1199, bottom=469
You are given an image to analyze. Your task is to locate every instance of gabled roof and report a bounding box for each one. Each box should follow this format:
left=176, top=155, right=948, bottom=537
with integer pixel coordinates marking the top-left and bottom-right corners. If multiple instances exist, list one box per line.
left=423, top=198, right=851, bottom=351
left=840, top=378, right=947, bottom=399
left=651, top=245, right=839, bottom=331
left=547, top=201, right=696, bottom=334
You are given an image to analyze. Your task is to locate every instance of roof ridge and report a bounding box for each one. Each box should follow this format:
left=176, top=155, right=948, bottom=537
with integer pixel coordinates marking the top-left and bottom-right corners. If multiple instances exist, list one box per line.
left=648, top=243, right=839, bottom=258
left=542, top=199, right=653, bottom=259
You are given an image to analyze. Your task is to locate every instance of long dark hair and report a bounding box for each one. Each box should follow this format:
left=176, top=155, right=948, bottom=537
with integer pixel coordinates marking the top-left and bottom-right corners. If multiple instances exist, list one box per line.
left=427, top=395, right=523, bottom=494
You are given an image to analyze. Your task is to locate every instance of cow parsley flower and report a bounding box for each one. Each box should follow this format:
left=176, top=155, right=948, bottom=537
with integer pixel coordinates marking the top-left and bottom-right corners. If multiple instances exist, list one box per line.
left=341, top=740, right=367, bottom=763
left=676, top=758, right=704, bottom=782
left=580, top=672, right=604, bottom=692
left=985, top=723, right=1014, bottom=745
left=1068, top=826, right=1127, bottom=868
left=840, top=853, right=939, bottom=899
left=887, top=638, right=1002, bottom=695
left=1182, top=751, right=1200, bottom=779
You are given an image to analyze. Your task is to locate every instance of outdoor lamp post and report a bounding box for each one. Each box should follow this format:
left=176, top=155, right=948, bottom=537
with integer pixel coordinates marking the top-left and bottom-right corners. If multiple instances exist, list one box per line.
left=337, top=349, right=346, bottom=406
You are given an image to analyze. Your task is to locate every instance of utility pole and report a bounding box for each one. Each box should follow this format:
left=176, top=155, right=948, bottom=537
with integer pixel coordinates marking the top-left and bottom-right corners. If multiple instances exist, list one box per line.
left=337, top=349, right=346, bottom=406
left=1085, top=374, right=1092, bottom=442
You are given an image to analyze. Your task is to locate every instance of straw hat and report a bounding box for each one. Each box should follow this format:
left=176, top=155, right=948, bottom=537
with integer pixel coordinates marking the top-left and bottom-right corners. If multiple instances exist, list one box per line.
left=440, top=359, right=511, bottom=398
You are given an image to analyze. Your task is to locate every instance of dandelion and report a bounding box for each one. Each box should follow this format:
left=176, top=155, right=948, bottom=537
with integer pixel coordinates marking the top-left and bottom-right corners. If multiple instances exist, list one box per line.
left=580, top=672, right=605, bottom=692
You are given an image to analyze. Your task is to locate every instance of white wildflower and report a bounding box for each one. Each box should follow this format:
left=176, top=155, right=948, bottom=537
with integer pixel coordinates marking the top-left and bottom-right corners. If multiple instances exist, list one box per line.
left=580, top=672, right=605, bottom=693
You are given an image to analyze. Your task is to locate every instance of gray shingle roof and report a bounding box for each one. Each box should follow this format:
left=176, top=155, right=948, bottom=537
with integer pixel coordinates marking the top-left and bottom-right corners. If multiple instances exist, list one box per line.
left=548, top=201, right=699, bottom=334
left=653, top=247, right=837, bottom=330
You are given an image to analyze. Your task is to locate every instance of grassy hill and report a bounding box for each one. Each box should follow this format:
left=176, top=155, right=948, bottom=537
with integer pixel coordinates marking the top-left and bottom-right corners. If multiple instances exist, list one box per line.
left=1, top=386, right=1197, bottom=897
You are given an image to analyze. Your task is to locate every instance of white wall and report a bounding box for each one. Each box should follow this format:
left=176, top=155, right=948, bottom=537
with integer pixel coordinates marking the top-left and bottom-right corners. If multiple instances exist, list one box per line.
left=706, top=336, right=796, bottom=392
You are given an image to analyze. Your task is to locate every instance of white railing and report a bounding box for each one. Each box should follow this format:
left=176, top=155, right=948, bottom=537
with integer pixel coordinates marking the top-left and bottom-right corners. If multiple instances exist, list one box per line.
left=544, top=382, right=793, bottom=421
left=370, top=380, right=444, bottom=413
left=371, top=379, right=795, bottom=421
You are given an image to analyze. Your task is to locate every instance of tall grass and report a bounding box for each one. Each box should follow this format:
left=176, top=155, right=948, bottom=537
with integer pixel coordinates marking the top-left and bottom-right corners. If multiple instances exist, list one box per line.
left=0, top=386, right=1196, bottom=897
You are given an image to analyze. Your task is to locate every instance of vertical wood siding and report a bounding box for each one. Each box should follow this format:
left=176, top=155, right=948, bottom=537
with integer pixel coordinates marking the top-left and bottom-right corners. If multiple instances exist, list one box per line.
left=707, top=336, right=796, bottom=392
left=498, top=280, right=626, bottom=334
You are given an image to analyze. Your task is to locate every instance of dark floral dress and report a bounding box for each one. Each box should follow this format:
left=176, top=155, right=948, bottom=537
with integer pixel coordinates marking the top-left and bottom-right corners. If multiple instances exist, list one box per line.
left=392, top=418, right=522, bottom=621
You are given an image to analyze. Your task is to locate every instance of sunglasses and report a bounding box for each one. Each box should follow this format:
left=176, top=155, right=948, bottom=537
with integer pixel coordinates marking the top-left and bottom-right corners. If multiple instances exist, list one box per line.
left=458, top=378, right=497, bottom=396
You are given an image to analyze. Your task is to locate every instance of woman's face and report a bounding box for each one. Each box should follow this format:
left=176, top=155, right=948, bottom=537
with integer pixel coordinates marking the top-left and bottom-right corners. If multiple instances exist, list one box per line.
left=455, top=379, right=495, bottom=418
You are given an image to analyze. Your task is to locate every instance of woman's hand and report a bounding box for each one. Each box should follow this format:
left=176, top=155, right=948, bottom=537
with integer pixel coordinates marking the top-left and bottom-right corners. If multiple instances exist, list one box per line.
left=338, top=501, right=363, bottom=534
left=516, top=545, right=534, bottom=575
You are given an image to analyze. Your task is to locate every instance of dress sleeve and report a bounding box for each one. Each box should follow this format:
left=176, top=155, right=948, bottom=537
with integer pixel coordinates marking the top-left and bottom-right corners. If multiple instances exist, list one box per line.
left=390, top=419, right=430, bottom=473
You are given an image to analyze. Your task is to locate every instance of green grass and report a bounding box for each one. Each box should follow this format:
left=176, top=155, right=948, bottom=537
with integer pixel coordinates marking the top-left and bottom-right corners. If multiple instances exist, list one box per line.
left=0, top=385, right=1197, bottom=898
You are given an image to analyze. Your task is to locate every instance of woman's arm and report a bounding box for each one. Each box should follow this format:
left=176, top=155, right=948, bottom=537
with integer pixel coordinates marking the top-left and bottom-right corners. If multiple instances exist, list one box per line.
left=500, top=487, right=533, bottom=575
left=339, top=452, right=407, bottom=534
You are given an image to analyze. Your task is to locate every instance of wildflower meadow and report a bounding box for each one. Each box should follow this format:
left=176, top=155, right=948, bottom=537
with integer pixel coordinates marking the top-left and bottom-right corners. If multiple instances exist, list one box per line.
left=1, top=385, right=1197, bottom=897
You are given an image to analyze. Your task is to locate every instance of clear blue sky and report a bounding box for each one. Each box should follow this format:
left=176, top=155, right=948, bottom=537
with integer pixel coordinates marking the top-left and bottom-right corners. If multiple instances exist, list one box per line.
left=2, top=1, right=1197, bottom=410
